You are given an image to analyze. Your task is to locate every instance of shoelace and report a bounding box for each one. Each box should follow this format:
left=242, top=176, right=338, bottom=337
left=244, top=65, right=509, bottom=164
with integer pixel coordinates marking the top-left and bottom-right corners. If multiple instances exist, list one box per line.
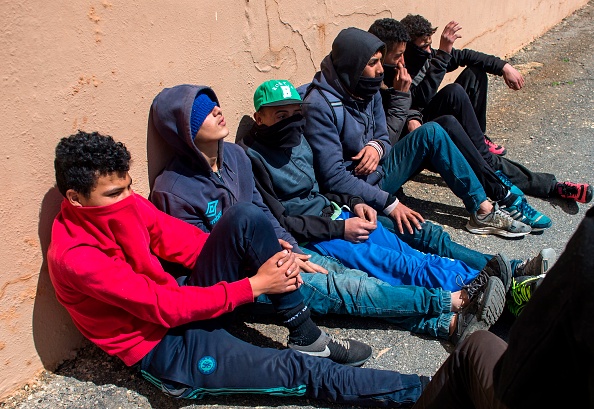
left=558, top=183, right=579, bottom=197
left=494, top=206, right=517, bottom=223
left=328, top=334, right=350, bottom=349
left=516, top=197, right=538, bottom=219
left=463, top=271, right=489, bottom=299
left=496, top=171, right=514, bottom=189
left=508, top=277, right=538, bottom=316
left=507, top=299, right=525, bottom=316
left=511, top=277, right=538, bottom=305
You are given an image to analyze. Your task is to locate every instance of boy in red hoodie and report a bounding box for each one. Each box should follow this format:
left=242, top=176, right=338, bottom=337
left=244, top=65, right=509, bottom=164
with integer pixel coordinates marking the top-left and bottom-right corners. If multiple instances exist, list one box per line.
left=48, top=130, right=434, bottom=406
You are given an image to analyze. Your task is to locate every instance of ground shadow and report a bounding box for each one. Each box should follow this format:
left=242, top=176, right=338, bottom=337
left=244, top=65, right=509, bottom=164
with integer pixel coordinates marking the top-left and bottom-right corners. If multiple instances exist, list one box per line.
left=395, top=194, right=471, bottom=231
left=411, top=172, right=450, bottom=189
left=33, top=187, right=85, bottom=371
left=542, top=196, right=580, bottom=215
left=53, top=320, right=355, bottom=409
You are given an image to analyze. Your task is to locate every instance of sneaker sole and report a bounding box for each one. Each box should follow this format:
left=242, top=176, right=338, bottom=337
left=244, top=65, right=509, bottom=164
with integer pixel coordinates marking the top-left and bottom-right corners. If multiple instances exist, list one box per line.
left=344, top=352, right=373, bottom=367
left=492, top=253, right=513, bottom=292
left=478, top=277, right=506, bottom=325
left=465, top=223, right=531, bottom=238
left=540, top=248, right=557, bottom=274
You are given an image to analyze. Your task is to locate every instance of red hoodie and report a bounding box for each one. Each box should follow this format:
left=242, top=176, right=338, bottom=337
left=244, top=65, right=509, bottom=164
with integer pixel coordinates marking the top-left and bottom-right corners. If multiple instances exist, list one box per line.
left=47, top=192, right=254, bottom=366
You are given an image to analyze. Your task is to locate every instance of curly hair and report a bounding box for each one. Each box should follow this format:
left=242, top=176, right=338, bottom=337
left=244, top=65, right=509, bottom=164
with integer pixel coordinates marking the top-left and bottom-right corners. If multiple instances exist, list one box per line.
left=400, top=14, right=437, bottom=41
left=54, top=131, right=131, bottom=197
left=368, top=18, right=410, bottom=53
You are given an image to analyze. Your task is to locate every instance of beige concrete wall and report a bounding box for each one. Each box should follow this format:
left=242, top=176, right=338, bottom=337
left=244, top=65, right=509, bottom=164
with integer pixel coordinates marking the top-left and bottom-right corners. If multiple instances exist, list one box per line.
left=0, top=0, right=587, bottom=400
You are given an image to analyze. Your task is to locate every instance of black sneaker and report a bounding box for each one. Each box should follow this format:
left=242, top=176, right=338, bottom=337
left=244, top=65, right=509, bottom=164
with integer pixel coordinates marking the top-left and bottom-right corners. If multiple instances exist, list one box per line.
left=464, top=254, right=513, bottom=300
left=450, top=276, right=506, bottom=345
left=289, top=332, right=372, bottom=367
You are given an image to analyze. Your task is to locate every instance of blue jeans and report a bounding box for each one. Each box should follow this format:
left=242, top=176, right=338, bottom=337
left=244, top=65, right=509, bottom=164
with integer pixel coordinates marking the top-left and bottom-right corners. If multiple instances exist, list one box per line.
left=381, top=122, right=487, bottom=213
left=258, top=248, right=454, bottom=339
left=378, top=217, right=522, bottom=273
left=310, top=212, right=479, bottom=291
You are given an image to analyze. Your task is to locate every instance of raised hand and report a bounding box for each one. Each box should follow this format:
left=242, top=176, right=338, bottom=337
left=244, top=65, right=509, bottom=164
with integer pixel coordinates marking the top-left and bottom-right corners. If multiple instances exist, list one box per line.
left=439, top=21, right=462, bottom=54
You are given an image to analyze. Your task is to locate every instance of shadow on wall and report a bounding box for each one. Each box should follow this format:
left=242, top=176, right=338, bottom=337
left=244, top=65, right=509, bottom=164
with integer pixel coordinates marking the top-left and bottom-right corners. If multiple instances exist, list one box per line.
left=33, top=187, right=85, bottom=370
left=235, top=115, right=256, bottom=145
left=147, top=108, right=175, bottom=193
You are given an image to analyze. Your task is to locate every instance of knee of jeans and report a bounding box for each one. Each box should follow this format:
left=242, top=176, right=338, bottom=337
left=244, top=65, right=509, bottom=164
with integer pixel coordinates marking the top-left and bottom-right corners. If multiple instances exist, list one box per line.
left=437, top=114, right=458, bottom=129
left=442, top=83, right=467, bottom=100
left=417, top=221, right=450, bottom=249
left=422, top=122, right=448, bottom=144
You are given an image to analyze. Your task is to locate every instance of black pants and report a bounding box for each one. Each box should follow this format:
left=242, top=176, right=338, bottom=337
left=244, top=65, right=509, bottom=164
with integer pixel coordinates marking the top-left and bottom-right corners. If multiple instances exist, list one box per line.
left=422, top=79, right=557, bottom=197
left=414, top=206, right=594, bottom=408
left=140, top=203, right=423, bottom=406
left=455, top=66, right=489, bottom=133
left=433, top=115, right=508, bottom=201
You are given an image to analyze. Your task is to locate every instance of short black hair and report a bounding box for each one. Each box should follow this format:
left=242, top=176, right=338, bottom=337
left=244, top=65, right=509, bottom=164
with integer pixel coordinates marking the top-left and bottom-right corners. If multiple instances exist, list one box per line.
left=400, top=14, right=437, bottom=41
left=54, top=131, right=131, bottom=198
left=368, top=18, right=410, bottom=53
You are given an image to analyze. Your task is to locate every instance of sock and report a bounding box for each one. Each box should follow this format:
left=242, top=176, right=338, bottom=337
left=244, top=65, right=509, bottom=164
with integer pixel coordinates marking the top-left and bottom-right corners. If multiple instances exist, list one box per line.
left=280, top=303, right=322, bottom=346
left=498, top=192, right=518, bottom=207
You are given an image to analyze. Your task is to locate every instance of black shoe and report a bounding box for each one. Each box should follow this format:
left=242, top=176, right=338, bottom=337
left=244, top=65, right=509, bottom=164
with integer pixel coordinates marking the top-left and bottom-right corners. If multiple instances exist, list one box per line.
left=289, top=332, right=372, bottom=367
left=464, top=254, right=513, bottom=301
left=451, top=276, right=506, bottom=345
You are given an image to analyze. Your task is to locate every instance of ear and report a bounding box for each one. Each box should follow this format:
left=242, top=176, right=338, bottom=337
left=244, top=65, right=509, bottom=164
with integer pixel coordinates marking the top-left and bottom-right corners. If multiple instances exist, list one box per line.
left=66, top=189, right=83, bottom=207
left=253, top=111, right=263, bottom=125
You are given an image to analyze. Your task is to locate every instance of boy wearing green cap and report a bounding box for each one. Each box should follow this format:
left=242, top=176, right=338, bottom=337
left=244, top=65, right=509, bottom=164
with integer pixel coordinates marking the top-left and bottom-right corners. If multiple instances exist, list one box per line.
left=149, top=83, right=508, bottom=347
left=245, top=78, right=555, bottom=318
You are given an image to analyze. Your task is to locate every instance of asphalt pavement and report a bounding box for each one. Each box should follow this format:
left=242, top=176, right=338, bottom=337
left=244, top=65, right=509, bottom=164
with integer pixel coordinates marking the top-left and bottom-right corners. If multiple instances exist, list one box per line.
left=2, top=2, right=593, bottom=408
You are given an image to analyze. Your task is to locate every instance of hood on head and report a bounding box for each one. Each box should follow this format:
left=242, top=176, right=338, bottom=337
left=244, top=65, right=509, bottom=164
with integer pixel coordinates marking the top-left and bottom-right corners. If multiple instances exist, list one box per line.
left=149, top=84, right=222, bottom=172
left=330, top=27, right=385, bottom=95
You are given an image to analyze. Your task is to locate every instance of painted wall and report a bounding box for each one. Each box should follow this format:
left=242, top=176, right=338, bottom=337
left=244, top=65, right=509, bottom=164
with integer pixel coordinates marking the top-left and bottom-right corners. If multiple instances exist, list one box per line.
left=0, top=0, right=587, bottom=399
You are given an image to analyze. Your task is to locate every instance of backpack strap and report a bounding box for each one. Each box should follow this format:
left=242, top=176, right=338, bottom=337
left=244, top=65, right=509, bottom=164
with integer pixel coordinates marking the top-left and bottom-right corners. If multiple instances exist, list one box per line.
left=298, top=83, right=344, bottom=137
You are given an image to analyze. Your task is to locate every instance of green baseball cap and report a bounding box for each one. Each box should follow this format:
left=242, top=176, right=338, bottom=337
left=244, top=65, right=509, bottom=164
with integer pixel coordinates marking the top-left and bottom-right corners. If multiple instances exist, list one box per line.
left=253, top=79, right=303, bottom=111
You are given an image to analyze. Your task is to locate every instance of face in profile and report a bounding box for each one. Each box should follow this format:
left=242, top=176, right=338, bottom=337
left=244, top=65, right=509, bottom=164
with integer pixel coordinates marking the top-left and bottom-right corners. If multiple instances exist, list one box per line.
left=384, top=42, right=407, bottom=65
left=360, top=51, right=384, bottom=78
left=67, top=172, right=133, bottom=207
left=413, top=35, right=432, bottom=52
left=194, top=105, right=230, bottom=143
left=254, top=104, right=302, bottom=127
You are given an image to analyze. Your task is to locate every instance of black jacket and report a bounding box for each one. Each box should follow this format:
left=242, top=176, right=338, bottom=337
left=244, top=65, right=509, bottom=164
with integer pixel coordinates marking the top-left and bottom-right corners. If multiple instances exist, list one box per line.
left=494, top=206, right=594, bottom=407
left=405, top=44, right=507, bottom=109
left=241, top=125, right=364, bottom=243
